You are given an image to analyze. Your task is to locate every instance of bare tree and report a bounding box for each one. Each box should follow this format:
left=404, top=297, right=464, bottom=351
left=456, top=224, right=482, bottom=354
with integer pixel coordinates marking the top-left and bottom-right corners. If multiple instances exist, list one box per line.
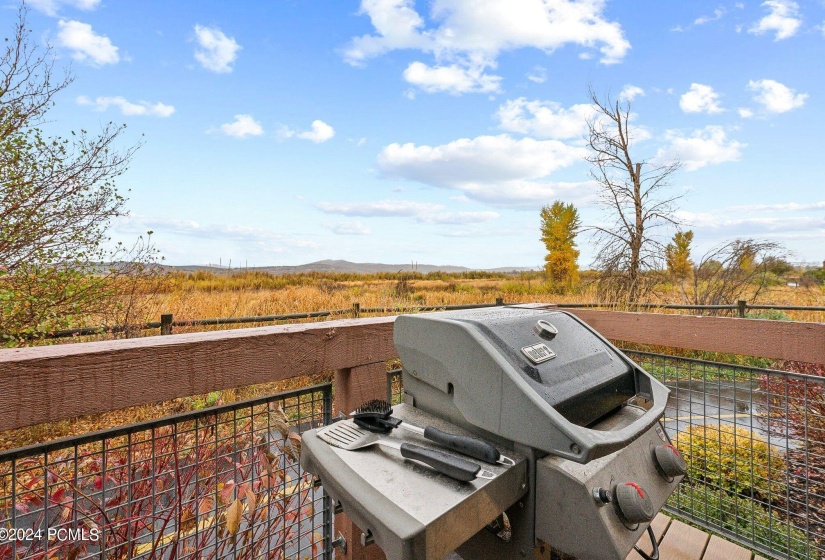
left=690, top=239, right=786, bottom=307
left=586, top=88, right=683, bottom=303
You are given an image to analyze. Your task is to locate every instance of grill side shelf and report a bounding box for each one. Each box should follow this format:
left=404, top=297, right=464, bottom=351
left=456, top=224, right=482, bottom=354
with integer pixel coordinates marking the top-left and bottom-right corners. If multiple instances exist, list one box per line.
left=301, top=404, right=528, bottom=560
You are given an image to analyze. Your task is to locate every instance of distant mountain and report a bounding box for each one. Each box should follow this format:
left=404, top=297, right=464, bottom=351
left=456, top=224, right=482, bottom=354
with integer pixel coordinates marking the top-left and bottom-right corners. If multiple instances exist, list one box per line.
left=164, top=259, right=537, bottom=275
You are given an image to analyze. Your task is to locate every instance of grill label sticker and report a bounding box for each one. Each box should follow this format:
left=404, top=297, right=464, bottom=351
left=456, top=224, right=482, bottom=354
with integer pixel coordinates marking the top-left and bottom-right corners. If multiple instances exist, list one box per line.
left=521, top=343, right=556, bottom=364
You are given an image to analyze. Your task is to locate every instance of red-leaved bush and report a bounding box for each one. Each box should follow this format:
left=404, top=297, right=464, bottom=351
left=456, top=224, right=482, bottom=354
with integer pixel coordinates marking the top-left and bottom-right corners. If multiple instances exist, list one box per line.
left=0, top=403, right=321, bottom=559
left=761, top=361, right=825, bottom=454
left=760, top=361, right=825, bottom=554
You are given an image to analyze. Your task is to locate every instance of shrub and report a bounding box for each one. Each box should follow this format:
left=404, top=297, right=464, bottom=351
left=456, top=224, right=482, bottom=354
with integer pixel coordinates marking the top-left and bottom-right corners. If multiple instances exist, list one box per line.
left=801, top=268, right=825, bottom=286
left=0, top=404, right=316, bottom=559
left=746, top=309, right=793, bottom=321
left=675, top=424, right=786, bottom=501
left=392, top=275, right=414, bottom=298
left=761, top=363, right=825, bottom=456
left=669, top=483, right=813, bottom=559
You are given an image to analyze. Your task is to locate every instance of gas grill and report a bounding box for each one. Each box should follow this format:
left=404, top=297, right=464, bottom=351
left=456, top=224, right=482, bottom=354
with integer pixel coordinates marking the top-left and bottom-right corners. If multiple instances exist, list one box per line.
left=301, top=304, right=685, bottom=559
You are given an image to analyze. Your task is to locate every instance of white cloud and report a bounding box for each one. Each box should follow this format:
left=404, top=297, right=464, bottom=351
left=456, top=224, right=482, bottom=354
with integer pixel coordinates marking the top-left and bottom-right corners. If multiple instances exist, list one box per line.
left=376, top=134, right=591, bottom=207
left=496, top=98, right=595, bottom=140
left=76, top=95, right=175, bottom=117
left=737, top=107, right=755, bottom=118
left=418, top=211, right=499, bottom=224
left=56, top=20, right=119, bottom=66
left=193, top=25, right=241, bottom=73
left=679, top=83, right=724, bottom=114
left=216, top=114, right=264, bottom=138
left=727, top=201, right=825, bottom=212
left=748, top=0, right=802, bottom=40
left=619, top=85, right=645, bottom=102
left=694, top=8, right=726, bottom=25
left=316, top=200, right=443, bottom=217
left=379, top=134, right=584, bottom=186
left=280, top=120, right=336, bottom=143
left=29, top=0, right=100, bottom=17
left=297, top=120, right=336, bottom=143
left=116, top=215, right=286, bottom=245
left=527, top=65, right=547, bottom=84
left=344, top=0, right=630, bottom=94
left=655, top=126, right=745, bottom=171
left=748, top=79, right=807, bottom=113
left=326, top=221, right=372, bottom=235
left=676, top=210, right=823, bottom=235
left=459, top=179, right=595, bottom=208
left=317, top=200, right=498, bottom=225
left=403, top=61, right=502, bottom=94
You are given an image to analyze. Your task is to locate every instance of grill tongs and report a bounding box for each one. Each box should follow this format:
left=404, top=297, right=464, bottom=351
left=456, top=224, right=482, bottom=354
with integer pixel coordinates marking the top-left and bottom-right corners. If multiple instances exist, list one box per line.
left=317, top=420, right=496, bottom=482
left=351, top=400, right=516, bottom=467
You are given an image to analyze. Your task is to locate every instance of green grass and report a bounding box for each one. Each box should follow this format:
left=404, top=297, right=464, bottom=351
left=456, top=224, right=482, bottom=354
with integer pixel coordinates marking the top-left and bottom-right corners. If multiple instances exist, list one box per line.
left=668, top=483, right=814, bottom=559
left=629, top=355, right=756, bottom=382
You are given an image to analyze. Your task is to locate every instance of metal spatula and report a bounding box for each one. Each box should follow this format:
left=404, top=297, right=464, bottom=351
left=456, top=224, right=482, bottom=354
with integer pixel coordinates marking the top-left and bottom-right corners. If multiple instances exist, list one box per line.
left=316, top=420, right=495, bottom=482
left=351, top=399, right=515, bottom=466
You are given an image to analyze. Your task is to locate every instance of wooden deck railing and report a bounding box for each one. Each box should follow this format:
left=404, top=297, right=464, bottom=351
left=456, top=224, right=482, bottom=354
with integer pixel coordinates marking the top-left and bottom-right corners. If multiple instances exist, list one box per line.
left=1, top=308, right=824, bottom=559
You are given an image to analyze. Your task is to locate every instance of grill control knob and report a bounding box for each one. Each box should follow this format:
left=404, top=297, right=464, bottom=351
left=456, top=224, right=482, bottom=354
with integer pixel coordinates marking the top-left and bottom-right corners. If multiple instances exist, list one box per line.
left=654, top=444, right=687, bottom=479
left=615, top=482, right=655, bottom=524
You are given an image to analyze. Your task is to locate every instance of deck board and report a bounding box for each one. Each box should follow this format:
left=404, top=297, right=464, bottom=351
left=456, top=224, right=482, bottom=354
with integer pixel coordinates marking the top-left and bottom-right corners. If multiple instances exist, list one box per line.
left=655, top=519, right=710, bottom=560
left=702, top=535, right=753, bottom=560
left=627, top=514, right=673, bottom=560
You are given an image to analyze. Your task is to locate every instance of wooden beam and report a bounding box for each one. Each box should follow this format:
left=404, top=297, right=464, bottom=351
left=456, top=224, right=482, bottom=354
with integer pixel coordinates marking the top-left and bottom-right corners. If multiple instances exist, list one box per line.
left=0, top=316, right=397, bottom=432
left=333, top=362, right=390, bottom=419
left=563, top=309, right=825, bottom=365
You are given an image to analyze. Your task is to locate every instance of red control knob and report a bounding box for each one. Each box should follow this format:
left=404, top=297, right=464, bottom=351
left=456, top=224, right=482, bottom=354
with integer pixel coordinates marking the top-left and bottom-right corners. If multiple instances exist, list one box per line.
left=615, top=482, right=655, bottom=523
left=654, top=444, right=687, bottom=479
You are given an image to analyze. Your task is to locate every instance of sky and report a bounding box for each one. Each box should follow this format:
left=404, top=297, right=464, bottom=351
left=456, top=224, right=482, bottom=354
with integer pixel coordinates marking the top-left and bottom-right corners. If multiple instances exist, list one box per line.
left=6, top=0, right=825, bottom=269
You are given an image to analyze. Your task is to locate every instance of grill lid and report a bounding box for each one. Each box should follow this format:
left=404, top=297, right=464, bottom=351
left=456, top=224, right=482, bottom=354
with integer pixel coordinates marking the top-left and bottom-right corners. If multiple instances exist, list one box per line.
left=394, top=305, right=670, bottom=462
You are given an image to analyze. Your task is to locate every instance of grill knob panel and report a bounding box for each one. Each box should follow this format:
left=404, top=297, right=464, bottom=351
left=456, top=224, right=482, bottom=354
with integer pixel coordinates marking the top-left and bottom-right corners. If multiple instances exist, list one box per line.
left=654, top=444, right=687, bottom=479
left=615, top=482, right=655, bottom=524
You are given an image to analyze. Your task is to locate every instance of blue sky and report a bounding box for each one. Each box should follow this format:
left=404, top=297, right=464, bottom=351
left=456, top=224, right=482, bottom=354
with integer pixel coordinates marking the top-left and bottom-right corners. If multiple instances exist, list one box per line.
left=8, top=0, right=825, bottom=268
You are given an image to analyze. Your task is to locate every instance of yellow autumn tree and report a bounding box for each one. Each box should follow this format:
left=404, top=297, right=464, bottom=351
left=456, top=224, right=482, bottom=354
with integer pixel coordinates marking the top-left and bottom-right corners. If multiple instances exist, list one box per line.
left=540, top=201, right=581, bottom=290
left=666, top=230, right=694, bottom=302
left=665, top=230, right=694, bottom=280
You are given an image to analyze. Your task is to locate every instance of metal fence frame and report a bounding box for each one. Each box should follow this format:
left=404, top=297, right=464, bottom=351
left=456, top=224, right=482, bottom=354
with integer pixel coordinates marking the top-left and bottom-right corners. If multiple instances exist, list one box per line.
left=625, top=350, right=823, bottom=560
left=12, top=299, right=825, bottom=341
left=0, top=383, right=333, bottom=559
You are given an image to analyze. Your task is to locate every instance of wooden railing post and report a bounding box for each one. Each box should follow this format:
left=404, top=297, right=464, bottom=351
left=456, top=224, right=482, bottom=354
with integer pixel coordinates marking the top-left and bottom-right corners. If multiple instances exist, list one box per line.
left=496, top=297, right=504, bottom=306
left=160, top=314, right=173, bottom=335
left=333, top=362, right=389, bottom=560
left=737, top=300, right=747, bottom=319
left=352, top=302, right=361, bottom=319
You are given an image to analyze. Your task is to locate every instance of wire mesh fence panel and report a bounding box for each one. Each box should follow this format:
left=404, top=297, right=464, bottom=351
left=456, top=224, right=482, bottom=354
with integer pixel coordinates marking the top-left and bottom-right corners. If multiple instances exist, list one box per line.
left=387, top=369, right=403, bottom=406
left=0, top=384, right=333, bottom=560
left=626, top=351, right=825, bottom=560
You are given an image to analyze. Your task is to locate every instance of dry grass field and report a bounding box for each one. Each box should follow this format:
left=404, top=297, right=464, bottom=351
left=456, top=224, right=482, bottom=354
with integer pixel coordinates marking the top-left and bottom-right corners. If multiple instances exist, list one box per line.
left=147, top=270, right=825, bottom=329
